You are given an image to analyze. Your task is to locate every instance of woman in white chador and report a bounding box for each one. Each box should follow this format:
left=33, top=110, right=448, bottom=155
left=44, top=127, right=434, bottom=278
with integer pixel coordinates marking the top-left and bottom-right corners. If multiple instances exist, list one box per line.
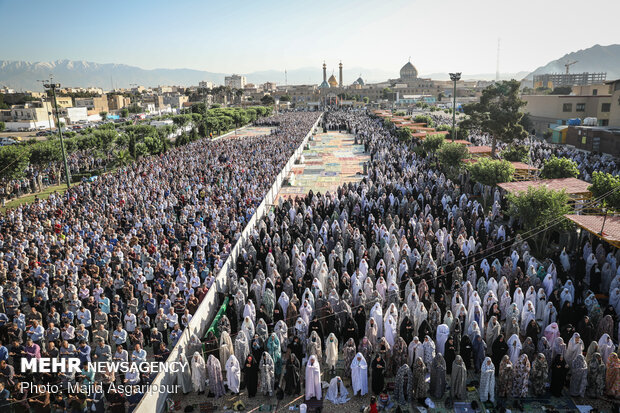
left=325, top=376, right=350, bottom=404
left=507, top=334, right=522, bottom=364
left=350, top=352, right=368, bottom=396
left=191, top=352, right=207, bottom=394
left=325, top=333, right=339, bottom=374
left=225, top=354, right=241, bottom=394
left=305, top=355, right=322, bottom=400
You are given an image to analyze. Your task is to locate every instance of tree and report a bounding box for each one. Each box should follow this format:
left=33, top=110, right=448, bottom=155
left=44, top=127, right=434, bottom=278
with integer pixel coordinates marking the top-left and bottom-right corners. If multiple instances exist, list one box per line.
left=381, top=87, right=393, bottom=100
left=363, top=97, right=370, bottom=104
left=134, top=142, right=148, bottom=158
left=393, top=111, right=406, bottom=116
left=461, top=80, right=528, bottom=155
left=501, top=145, right=529, bottom=163
left=437, top=142, right=469, bottom=179
left=261, top=95, right=275, bottom=105
left=468, top=158, right=515, bottom=186
left=127, top=103, right=142, bottom=114
left=422, top=134, right=445, bottom=153
left=540, top=156, right=579, bottom=179
left=0, top=145, right=30, bottom=179
left=383, top=118, right=394, bottom=129
left=280, top=95, right=291, bottom=102
left=120, top=108, right=129, bottom=118
left=115, top=149, right=132, bottom=167
left=99, top=111, right=108, bottom=121
left=396, top=127, right=412, bottom=143
left=588, top=171, right=620, bottom=211
left=413, top=114, right=434, bottom=128
left=507, top=186, right=571, bottom=254
left=93, top=129, right=117, bottom=152
left=520, top=112, right=534, bottom=134
left=436, top=124, right=460, bottom=140
left=0, top=121, right=5, bottom=132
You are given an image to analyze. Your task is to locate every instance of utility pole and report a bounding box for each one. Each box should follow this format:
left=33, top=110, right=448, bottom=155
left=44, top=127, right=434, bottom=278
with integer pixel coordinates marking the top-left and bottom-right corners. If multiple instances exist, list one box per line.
left=43, top=82, right=71, bottom=189
left=449, top=73, right=461, bottom=142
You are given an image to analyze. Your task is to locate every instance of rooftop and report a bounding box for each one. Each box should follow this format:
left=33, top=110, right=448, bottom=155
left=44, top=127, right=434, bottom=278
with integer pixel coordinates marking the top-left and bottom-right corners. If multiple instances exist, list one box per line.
left=498, top=177, right=591, bottom=196
left=565, top=214, right=620, bottom=248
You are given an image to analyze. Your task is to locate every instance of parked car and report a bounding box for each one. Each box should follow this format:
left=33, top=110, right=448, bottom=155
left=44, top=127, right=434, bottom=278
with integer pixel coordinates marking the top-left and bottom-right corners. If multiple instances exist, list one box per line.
left=36, top=131, right=48, bottom=136
left=0, top=137, right=17, bottom=146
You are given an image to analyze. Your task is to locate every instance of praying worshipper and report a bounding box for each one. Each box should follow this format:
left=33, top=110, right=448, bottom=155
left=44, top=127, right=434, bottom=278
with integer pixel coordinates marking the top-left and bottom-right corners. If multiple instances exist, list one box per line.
left=412, top=357, right=428, bottom=400
left=606, top=353, right=620, bottom=398
left=530, top=353, right=549, bottom=396
left=325, top=376, right=350, bottom=404
left=191, top=352, right=206, bottom=394
left=429, top=353, right=446, bottom=399
left=497, top=355, right=514, bottom=399
left=225, top=354, right=241, bottom=394
left=351, top=352, right=369, bottom=396
left=551, top=354, right=569, bottom=397
left=479, top=357, right=496, bottom=403
left=259, top=351, right=275, bottom=396
left=206, top=354, right=226, bottom=398
left=175, top=352, right=192, bottom=395
left=325, top=333, right=338, bottom=374
left=279, top=350, right=301, bottom=396
left=586, top=352, right=606, bottom=398
left=370, top=354, right=386, bottom=394
left=570, top=354, right=588, bottom=397
left=243, top=355, right=259, bottom=398
left=451, top=355, right=468, bottom=400
left=305, top=355, right=322, bottom=400
left=394, top=364, right=413, bottom=405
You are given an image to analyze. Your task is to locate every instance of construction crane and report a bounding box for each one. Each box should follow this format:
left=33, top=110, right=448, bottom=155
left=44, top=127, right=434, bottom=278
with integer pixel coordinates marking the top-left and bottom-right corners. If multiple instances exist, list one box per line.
left=565, top=60, right=578, bottom=74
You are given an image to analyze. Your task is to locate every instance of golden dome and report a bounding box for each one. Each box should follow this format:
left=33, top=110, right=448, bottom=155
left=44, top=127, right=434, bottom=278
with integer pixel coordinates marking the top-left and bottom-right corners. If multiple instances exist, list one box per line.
left=328, top=74, right=338, bottom=87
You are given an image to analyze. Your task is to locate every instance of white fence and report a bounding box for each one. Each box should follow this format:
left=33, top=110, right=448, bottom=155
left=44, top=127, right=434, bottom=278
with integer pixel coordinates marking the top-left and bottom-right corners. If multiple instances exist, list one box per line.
left=134, top=113, right=323, bottom=413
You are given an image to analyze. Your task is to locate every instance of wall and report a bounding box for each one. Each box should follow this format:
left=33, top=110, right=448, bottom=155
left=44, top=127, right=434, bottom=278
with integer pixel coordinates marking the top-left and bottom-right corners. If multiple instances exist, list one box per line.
left=134, top=113, right=323, bottom=413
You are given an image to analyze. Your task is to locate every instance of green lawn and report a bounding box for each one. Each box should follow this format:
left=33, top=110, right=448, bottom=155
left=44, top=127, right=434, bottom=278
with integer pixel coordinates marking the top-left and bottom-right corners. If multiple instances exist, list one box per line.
left=1, top=182, right=73, bottom=212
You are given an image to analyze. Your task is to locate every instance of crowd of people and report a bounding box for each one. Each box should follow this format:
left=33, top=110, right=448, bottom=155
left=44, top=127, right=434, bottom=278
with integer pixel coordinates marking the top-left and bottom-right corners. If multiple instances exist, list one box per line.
left=0, top=111, right=320, bottom=412
left=187, top=110, right=620, bottom=411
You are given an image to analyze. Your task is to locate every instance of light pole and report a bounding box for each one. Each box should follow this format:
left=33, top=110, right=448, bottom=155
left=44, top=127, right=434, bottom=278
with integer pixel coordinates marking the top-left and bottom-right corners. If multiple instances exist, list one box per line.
left=599, top=208, right=608, bottom=236
left=449, top=72, right=461, bottom=142
left=38, top=80, right=54, bottom=132
left=43, top=82, right=71, bottom=189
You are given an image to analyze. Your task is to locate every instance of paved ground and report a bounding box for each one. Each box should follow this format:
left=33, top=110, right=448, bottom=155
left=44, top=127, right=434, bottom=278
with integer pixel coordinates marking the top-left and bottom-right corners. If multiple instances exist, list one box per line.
left=275, top=131, right=370, bottom=203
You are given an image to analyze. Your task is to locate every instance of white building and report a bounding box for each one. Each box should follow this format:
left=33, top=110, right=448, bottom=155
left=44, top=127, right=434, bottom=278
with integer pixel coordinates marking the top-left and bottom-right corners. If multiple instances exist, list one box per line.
left=63, top=107, right=88, bottom=124
left=225, top=74, right=247, bottom=89
left=199, top=81, right=213, bottom=89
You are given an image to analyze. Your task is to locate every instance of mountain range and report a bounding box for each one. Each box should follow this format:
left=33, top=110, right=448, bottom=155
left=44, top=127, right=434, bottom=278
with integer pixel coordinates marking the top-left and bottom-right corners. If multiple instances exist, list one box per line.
left=1, top=44, right=619, bottom=91
left=525, top=44, right=620, bottom=80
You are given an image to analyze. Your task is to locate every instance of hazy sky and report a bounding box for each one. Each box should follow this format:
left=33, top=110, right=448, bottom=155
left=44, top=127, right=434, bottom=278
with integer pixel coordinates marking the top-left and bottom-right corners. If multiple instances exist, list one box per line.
left=2, top=0, right=619, bottom=76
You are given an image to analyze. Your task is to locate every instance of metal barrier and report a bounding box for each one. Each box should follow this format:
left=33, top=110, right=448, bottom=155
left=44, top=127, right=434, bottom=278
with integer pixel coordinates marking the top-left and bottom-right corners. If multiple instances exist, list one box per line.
left=134, top=113, right=323, bottom=413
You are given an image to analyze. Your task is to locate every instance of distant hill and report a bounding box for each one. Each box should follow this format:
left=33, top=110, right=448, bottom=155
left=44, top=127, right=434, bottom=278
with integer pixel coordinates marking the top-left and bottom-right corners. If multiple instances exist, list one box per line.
left=0, top=59, right=537, bottom=91
left=0, top=59, right=400, bottom=91
left=525, top=44, right=620, bottom=80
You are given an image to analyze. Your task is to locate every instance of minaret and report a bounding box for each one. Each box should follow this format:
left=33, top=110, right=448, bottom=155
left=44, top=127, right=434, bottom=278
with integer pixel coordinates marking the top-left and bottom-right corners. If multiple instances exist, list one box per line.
left=339, top=61, right=343, bottom=87
left=323, top=62, right=327, bottom=83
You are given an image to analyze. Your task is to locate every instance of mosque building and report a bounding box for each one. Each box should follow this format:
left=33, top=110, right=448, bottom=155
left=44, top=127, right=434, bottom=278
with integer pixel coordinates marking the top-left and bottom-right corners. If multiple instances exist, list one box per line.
left=245, top=59, right=442, bottom=107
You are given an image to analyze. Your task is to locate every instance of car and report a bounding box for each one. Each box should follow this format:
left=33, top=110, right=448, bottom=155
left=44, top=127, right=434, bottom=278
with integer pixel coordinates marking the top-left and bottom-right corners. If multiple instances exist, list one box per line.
left=0, top=137, right=17, bottom=146
left=36, top=131, right=48, bottom=136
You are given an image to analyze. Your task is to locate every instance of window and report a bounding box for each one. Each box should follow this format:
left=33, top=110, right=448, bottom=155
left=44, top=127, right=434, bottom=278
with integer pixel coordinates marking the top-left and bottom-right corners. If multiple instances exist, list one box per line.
left=562, top=103, right=573, bottom=112
left=592, top=89, right=598, bottom=96
left=601, top=103, right=611, bottom=112
left=600, top=119, right=609, bottom=126
left=576, top=103, right=585, bottom=112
